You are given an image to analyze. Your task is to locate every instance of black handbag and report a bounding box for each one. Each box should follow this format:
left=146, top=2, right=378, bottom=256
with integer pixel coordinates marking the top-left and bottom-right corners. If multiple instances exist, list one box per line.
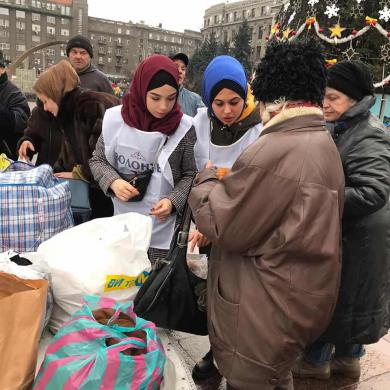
left=122, top=170, right=153, bottom=202
left=133, top=201, right=208, bottom=335
left=122, top=137, right=167, bottom=202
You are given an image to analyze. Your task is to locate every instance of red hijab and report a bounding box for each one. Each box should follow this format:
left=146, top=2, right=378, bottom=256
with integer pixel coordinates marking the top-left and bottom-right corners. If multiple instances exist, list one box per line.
left=121, top=55, right=183, bottom=135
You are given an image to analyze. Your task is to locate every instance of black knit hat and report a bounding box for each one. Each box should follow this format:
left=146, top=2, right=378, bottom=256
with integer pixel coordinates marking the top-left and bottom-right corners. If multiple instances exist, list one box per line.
left=252, top=39, right=327, bottom=105
left=327, top=60, right=374, bottom=101
left=66, top=35, right=93, bottom=58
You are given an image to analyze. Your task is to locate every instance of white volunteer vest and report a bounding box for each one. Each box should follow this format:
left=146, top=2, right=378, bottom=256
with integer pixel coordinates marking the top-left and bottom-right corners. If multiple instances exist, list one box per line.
left=103, top=105, right=192, bottom=250
left=193, top=107, right=262, bottom=170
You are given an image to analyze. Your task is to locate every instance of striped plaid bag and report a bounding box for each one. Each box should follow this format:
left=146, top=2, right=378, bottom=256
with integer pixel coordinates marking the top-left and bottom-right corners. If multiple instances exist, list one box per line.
left=0, top=162, right=73, bottom=252
left=34, top=295, right=166, bottom=390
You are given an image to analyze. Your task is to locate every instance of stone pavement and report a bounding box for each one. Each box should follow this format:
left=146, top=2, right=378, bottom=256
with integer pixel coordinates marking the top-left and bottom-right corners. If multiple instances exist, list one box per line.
left=169, top=331, right=390, bottom=390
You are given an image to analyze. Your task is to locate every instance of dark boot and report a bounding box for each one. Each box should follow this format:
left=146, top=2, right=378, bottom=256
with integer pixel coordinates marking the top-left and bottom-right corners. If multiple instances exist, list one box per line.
left=192, top=349, right=219, bottom=380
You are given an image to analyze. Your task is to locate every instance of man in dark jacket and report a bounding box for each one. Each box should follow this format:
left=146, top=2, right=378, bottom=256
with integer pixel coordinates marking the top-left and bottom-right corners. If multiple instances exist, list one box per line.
left=0, top=52, right=30, bottom=159
left=66, top=35, right=113, bottom=94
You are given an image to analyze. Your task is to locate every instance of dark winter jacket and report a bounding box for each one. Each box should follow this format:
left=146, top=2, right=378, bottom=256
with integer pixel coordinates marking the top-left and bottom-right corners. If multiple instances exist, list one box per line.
left=0, top=72, right=30, bottom=159
left=78, top=64, right=114, bottom=95
left=18, top=88, right=118, bottom=177
left=320, top=95, right=390, bottom=345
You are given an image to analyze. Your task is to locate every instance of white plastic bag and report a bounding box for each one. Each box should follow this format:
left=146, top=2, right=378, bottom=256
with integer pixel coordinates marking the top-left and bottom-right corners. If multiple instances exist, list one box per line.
left=37, top=212, right=152, bottom=333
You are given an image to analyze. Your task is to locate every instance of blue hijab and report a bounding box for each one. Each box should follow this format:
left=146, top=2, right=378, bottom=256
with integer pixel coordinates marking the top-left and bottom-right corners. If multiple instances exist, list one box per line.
left=201, top=55, right=248, bottom=109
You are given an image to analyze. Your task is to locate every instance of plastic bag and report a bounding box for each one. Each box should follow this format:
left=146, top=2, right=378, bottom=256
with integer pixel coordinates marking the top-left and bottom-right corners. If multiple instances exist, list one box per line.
left=37, top=212, right=152, bottom=332
left=34, top=295, right=166, bottom=390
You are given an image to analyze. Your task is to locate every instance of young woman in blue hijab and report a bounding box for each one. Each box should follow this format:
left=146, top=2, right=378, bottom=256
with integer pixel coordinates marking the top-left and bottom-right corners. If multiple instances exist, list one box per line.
left=190, top=55, right=262, bottom=381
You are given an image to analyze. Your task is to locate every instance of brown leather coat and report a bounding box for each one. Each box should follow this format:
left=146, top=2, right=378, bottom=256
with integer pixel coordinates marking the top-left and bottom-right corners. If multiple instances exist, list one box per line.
left=189, top=110, right=345, bottom=389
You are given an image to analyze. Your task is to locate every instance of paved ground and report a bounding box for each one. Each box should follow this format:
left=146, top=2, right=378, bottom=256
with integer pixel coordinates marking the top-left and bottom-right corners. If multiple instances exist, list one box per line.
left=169, top=331, right=390, bottom=389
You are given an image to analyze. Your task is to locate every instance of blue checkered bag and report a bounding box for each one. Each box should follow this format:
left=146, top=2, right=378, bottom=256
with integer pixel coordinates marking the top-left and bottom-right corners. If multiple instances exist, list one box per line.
left=0, top=162, right=73, bottom=252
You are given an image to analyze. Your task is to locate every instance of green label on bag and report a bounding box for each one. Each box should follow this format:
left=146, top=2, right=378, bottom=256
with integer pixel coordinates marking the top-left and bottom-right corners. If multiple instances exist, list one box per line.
left=104, top=271, right=150, bottom=292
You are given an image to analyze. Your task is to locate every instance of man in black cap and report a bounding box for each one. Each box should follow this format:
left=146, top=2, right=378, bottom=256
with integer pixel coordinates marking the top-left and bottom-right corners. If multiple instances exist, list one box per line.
left=66, top=34, right=113, bottom=94
left=0, top=51, right=30, bottom=159
left=171, top=52, right=204, bottom=117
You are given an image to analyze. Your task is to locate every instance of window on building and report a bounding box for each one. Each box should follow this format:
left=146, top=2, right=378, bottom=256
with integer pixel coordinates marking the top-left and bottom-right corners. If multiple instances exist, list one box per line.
left=32, top=13, right=40, bottom=21
left=32, top=35, right=40, bottom=43
left=0, top=30, right=9, bottom=38
left=34, top=58, right=41, bottom=65
left=261, top=6, right=266, bottom=16
left=214, top=15, right=218, bottom=24
left=0, top=7, right=9, bottom=15
left=46, top=48, right=55, bottom=56
left=251, top=8, right=255, bottom=17
left=31, top=1, right=41, bottom=8
left=234, top=12, right=237, bottom=21
left=16, top=20, right=25, bottom=30
left=126, top=29, right=130, bottom=35
left=16, top=44, right=26, bottom=52
left=15, top=0, right=26, bottom=5
left=61, top=18, right=69, bottom=25
left=47, top=26, right=56, bottom=36
left=108, top=57, right=112, bottom=63
left=61, top=49, right=66, bottom=56
left=0, top=43, right=10, bottom=50
left=118, top=28, right=122, bottom=34
left=16, top=10, right=25, bottom=18
left=47, top=16, right=55, bottom=24
left=0, top=18, right=9, bottom=27
left=61, top=29, right=69, bottom=36
left=258, top=26, right=263, bottom=39
left=32, top=24, right=41, bottom=33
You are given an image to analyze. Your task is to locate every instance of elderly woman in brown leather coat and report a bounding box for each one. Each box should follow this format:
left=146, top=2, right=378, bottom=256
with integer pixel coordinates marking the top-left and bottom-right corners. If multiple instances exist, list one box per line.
left=189, top=39, right=345, bottom=390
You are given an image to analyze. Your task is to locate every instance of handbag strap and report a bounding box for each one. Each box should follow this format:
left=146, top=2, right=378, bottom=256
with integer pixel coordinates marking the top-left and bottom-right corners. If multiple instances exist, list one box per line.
left=177, top=200, right=192, bottom=248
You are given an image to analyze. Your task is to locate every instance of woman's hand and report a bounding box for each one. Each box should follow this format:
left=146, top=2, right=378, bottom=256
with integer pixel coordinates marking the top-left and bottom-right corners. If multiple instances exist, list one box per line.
left=188, top=230, right=211, bottom=252
left=150, top=198, right=173, bottom=221
left=54, top=172, right=73, bottom=179
left=18, top=141, right=35, bottom=161
left=110, top=179, right=140, bottom=202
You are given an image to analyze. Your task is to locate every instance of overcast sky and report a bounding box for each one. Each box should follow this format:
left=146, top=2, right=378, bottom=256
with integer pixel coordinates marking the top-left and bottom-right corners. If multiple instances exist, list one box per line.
left=88, top=0, right=221, bottom=32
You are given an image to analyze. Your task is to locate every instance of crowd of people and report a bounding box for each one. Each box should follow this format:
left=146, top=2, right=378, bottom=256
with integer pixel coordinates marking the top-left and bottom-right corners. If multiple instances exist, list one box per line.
left=0, top=33, right=389, bottom=390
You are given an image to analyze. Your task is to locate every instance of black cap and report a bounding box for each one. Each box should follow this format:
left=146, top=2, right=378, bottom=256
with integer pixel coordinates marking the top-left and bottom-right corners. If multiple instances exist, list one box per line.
left=327, top=60, right=374, bottom=101
left=171, top=52, right=189, bottom=67
left=66, top=35, right=93, bottom=58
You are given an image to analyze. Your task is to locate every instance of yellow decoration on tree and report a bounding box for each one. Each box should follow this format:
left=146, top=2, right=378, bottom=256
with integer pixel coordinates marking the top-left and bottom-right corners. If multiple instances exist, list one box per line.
left=283, top=28, right=291, bottom=39
left=365, top=16, right=378, bottom=26
left=329, top=24, right=346, bottom=38
left=271, top=22, right=280, bottom=35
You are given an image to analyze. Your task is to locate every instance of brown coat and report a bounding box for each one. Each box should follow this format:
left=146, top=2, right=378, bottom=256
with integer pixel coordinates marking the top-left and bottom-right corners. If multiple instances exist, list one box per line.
left=189, top=109, right=345, bottom=389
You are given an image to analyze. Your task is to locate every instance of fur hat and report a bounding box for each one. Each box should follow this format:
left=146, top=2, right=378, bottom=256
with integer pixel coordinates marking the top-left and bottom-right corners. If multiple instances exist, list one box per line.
left=66, top=35, right=93, bottom=58
left=327, top=60, right=374, bottom=101
left=252, top=39, right=327, bottom=105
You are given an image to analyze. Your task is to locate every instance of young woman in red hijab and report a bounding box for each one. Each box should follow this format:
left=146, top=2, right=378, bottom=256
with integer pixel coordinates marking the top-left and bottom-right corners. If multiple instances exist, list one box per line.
left=89, top=55, right=197, bottom=262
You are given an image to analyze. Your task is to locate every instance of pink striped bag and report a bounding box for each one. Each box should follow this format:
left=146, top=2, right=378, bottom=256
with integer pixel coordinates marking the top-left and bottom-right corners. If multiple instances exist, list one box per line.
left=33, top=295, right=166, bottom=389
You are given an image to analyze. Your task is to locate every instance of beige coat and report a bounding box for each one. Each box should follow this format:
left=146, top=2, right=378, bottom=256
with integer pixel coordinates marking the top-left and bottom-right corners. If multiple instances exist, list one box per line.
left=189, top=108, right=345, bottom=389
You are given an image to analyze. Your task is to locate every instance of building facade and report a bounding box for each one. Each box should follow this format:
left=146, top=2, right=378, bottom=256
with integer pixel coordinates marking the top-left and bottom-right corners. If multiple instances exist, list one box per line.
left=89, top=17, right=202, bottom=78
left=0, top=0, right=87, bottom=71
left=0, top=0, right=202, bottom=81
left=202, top=0, right=282, bottom=64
